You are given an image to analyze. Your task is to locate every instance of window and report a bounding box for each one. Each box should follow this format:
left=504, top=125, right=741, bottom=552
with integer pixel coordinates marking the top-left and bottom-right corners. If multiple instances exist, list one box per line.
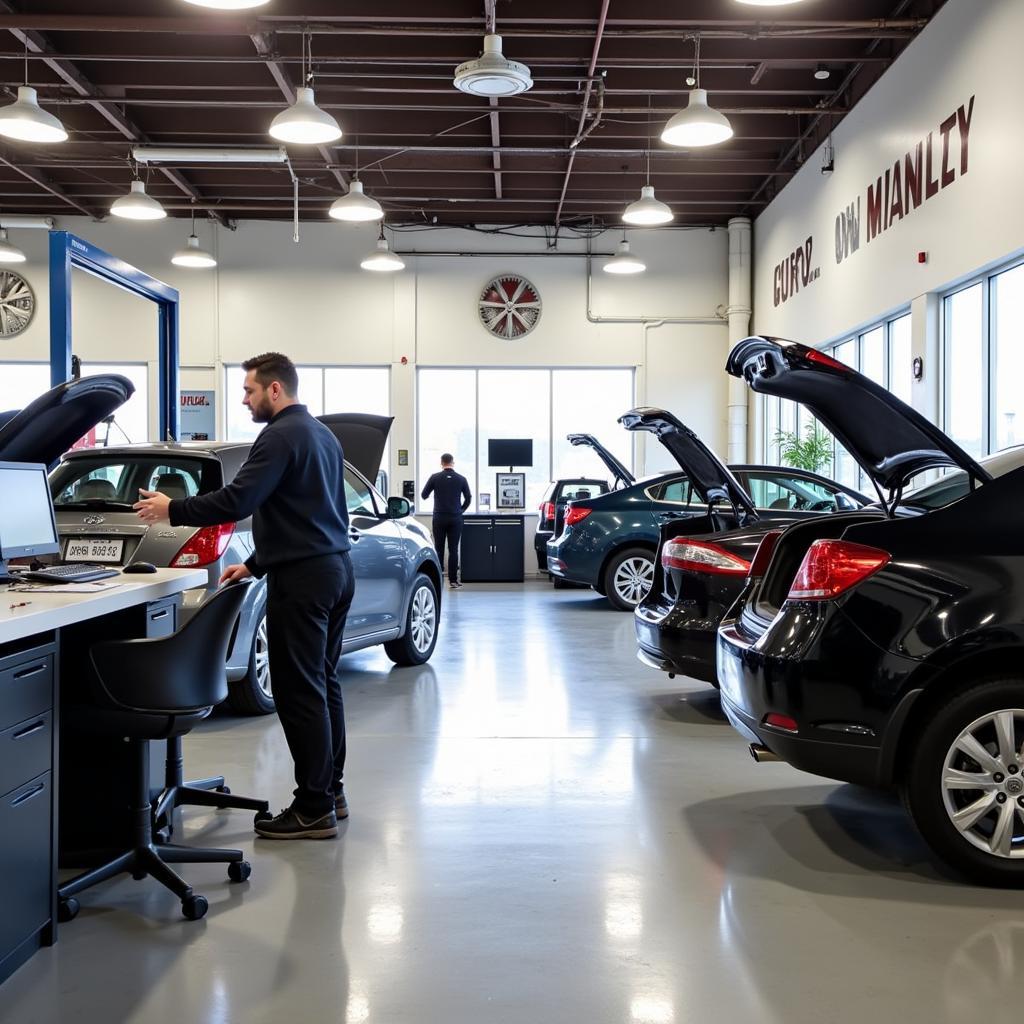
left=991, top=263, right=1024, bottom=450
left=52, top=455, right=217, bottom=508
left=417, top=367, right=634, bottom=514
left=81, top=362, right=150, bottom=443
left=0, top=363, right=49, bottom=412
left=343, top=466, right=377, bottom=516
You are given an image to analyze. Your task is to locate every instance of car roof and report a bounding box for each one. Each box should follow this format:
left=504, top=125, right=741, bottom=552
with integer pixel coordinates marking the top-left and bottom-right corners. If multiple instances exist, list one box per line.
left=62, top=441, right=249, bottom=459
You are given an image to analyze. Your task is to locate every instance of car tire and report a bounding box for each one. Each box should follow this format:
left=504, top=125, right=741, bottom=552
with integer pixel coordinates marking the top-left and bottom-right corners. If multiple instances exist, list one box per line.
left=225, top=604, right=276, bottom=716
left=603, top=547, right=655, bottom=612
left=384, top=574, right=439, bottom=667
left=902, top=676, right=1024, bottom=886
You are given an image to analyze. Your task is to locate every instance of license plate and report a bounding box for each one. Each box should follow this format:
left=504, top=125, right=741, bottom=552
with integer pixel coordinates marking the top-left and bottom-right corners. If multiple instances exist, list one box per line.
left=64, top=537, right=125, bottom=563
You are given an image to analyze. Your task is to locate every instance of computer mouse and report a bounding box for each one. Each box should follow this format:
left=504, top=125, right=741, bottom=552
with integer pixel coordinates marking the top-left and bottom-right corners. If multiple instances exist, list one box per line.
left=123, top=561, right=158, bottom=574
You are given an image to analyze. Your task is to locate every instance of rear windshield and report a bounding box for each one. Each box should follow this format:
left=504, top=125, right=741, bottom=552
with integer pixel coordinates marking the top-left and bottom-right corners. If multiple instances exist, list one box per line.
left=901, top=446, right=1024, bottom=511
left=556, top=480, right=607, bottom=502
left=51, top=456, right=222, bottom=510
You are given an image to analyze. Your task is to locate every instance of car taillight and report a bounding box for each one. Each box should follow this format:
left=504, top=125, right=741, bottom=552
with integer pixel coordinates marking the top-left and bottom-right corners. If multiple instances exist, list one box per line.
left=564, top=507, right=592, bottom=527
left=541, top=501, right=555, bottom=521
left=661, top=538, right=750, bottom=575
left=805, top=348, right=849, bottom=372
left=170, top=523, right=235, bottom=567
left=787, top=539, right=890, bottom=601
left=747, top=530, right=783, bottom=578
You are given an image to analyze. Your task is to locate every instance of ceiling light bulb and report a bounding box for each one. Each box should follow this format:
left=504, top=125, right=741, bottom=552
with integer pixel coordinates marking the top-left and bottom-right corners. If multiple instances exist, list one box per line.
left=172, top=234, right=217, bottom=268
left=661, top=88, right=733, bottom=148
left=813, top=65, right=831, bottom=81
left=0, top=85, right=68, bottom=144
left=329, top=179, right=384, bottom=222
left=360, top=238, right=405, bottom=272
left=734, top=0, right=808, bottom=5
left=269, top=87, right=342, bottom=145
left=453, top=34, right=533, bottom=97
left=622, top=185, right=673, bottom=227
left=603, top=240, right=646, bottom=275
left=182, top=0, right=271, bottom=7
left=0, top=229, right=26, bottom=264
left=111, top=179, right=167, bottom=220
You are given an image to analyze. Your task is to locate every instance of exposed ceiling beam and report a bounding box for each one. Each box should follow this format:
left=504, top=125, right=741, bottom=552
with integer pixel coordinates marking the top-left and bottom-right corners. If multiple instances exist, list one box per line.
left=0, top=149, right=101, bottom=218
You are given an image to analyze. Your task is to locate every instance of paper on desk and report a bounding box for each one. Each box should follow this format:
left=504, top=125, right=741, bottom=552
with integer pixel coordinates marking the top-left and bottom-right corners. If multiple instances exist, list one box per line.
left=6, top=581, right=125, bottom=594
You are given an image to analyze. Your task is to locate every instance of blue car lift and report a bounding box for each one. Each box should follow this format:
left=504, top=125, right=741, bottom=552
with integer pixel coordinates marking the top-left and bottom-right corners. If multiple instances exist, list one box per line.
left=48, top=231, right=181, bottom=440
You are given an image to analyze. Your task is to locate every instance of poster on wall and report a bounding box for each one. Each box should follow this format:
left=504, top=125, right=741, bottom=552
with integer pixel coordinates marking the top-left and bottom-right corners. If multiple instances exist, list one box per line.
left=180, top=390, right=216, bottom=441
left=495, top=473, right=525, bottom=510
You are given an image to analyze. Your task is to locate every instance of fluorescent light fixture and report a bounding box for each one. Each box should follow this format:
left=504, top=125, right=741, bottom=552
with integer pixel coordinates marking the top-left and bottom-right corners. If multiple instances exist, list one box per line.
left=269, top=87, right=342, bottom=145
left=134, top=146, right=287, bottom=164
left=182, top=0, right=271, bottom=7
left=0, top=85, right=68, bottom=144
left=111, top=179, right=167, bottom=221
left=360, top=238, right=405, bottom=272
left=603, top=239, right=646, bottom=275
left=622, top=185, right=673, bottom=227
left=661, top=88, right=733, bottom=147
left=454, top=34, right=533, bottom=97
left=0, top=216, right=53, bottom=229
left=735, top=0, right=808, bottom=5
left=329, top=179, right=384, bottom=222
left=0, top=229, right=26, bottom=264
left=172, top=234, right=217, bottom=268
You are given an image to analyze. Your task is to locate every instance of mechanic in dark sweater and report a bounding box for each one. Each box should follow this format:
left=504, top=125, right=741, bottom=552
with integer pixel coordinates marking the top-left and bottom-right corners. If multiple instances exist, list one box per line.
left=134, top=352, right=352, bottom=841
left=421, top=454, right=472, bottom=588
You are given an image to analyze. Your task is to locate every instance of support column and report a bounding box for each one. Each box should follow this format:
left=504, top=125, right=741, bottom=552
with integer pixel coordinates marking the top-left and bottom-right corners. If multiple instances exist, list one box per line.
left=726, top=217, right=753, bottom=463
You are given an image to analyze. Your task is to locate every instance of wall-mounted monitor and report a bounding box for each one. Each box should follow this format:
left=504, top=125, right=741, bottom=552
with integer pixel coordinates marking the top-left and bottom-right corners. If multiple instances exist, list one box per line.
left=487, top=438, right=533, bottom=467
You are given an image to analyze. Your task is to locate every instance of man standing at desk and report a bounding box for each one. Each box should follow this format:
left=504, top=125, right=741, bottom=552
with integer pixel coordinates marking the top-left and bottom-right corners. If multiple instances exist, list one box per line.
left=134, top=352, right=352, bottom=841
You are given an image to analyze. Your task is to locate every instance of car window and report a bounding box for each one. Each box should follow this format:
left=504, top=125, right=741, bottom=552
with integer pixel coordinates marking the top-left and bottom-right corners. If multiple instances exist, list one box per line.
left=145, top=464, right=201, bottom=499
left=52, top=456, right=216, bottom=508
left=344, top=467, right=377, bottom=516
left=556, top=482, right=605, bottom=502
left=900, top=446, right=1024, bottom=511
left=649, top=477, right=703, bottom=507
left=745, top=471, right=841, bottom=512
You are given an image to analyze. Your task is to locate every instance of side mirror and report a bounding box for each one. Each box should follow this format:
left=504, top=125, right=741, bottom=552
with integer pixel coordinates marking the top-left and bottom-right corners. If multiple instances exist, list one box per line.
left=387, top=496, right=411, bottom=519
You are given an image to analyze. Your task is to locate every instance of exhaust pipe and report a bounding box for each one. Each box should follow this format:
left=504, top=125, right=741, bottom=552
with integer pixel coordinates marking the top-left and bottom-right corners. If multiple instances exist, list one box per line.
left=749, top=743, right=782, bottom=764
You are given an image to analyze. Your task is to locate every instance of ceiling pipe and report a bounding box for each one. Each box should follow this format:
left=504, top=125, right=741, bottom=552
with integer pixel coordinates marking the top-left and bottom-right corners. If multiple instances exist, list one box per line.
left=133, top=145, right=288, bottom=163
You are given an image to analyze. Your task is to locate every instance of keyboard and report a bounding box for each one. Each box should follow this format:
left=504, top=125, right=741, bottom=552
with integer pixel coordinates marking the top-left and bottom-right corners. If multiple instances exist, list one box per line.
left=21, top=563, right=122, bottom=584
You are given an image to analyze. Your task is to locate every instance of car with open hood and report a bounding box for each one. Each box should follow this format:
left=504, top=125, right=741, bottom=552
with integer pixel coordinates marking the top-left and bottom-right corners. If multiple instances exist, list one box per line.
left=716, top=336, right=1024, bottom=885
left=0, top=376, right=443, bottom=716
left=534, top=433, right=636, bottom=575
left=545, top=406, right=866, bottom=611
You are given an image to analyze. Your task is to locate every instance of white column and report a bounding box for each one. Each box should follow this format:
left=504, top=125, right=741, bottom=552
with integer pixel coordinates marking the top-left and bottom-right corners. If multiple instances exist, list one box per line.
left=727, top=217, right=753, bottom=463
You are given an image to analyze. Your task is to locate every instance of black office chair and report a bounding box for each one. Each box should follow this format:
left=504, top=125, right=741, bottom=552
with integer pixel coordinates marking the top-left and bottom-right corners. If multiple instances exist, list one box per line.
left=58, top=582, right=260, bottom=923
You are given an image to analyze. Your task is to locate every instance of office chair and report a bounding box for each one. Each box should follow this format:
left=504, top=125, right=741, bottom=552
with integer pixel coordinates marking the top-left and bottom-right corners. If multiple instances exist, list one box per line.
left=57, top=582, right=259, bottom=923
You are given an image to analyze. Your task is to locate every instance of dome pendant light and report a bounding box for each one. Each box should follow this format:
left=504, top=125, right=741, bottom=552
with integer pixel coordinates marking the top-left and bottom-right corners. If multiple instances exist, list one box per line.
left=269, top=33, right=342, bottom=145
left=0, top=229, right=27, bottom=264
left=111, top=178, right=166, bottom=221
left=329, top=177, right=383, bottom=222
left=603, top=237, right=645, bottom=275
left=361, top=228, right=405, bottom=272
left=0, top=40, right=68, bottom=144
left=661, top=35, right=733, bottom=149
left=623, top=113, right=673, bottom=227
left=454, top=33, right=533, bottom=97
left=172, top=208, right=216, bottom=268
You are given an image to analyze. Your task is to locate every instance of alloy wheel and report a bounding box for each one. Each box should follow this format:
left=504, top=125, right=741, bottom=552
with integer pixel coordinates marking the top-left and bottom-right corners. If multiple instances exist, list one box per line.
left=941, top=708, right=1024, bottom=859
left=410, top=586, right=436, bottom=654
left=613, top=556, right=654, bottom=606
left=254, top=615, right=272, bottom=698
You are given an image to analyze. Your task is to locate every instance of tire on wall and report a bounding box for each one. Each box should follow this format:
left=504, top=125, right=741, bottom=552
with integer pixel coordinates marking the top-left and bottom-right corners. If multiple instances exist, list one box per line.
left=384, top=574, right=439, bottom=667
left=603, top=547, right=655, bottom=612
left=225, top=604, right=276, bottom=715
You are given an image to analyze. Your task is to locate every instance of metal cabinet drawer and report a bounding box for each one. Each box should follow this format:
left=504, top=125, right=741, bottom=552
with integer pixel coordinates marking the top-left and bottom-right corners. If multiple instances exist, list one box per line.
left=0, top=652, right=54, bottom=733
left=145, top=599, right=178, bottom=639
left=0, top=711, right=52, bottom=802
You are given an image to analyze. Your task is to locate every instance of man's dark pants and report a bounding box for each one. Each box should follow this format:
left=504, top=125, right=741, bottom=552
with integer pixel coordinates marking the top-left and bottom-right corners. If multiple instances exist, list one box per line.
left=432, top=515, right=463, bottom=581
left=265, top=551, right=355, bottom=818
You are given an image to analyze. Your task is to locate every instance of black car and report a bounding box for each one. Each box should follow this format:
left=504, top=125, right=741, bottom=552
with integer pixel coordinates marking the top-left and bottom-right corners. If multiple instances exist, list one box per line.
left=533, top=433, right=634, bottom=574
left=716, top=336, right=1024, bottom=885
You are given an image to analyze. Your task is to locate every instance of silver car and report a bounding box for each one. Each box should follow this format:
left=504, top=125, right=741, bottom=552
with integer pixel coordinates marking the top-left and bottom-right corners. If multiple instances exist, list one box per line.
left=0, top=375, right=443, bottom=715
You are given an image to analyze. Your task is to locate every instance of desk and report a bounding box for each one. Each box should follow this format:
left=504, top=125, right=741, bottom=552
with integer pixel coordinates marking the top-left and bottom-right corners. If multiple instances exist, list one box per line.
left=0, top=569, right=206, bottom=986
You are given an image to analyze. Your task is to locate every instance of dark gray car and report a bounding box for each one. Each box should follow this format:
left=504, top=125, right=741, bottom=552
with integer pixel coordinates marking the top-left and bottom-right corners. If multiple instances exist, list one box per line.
left=0, top=376, right=443, bottom=715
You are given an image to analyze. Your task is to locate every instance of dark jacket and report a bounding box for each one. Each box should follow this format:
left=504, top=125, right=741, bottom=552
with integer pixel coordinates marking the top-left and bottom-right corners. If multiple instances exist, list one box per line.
left=168, top=404, right=350, bottom=577
left=422, top=468, right=472, bottom=518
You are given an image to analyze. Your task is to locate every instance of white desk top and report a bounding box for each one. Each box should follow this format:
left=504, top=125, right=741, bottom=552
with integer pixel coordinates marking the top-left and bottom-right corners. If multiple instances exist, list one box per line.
left=0, top=568, right=208, bottom=645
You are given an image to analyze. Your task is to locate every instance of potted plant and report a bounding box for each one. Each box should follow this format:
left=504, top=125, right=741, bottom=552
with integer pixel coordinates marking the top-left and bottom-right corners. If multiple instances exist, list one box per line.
left=774, top=423, right=833, bottom=473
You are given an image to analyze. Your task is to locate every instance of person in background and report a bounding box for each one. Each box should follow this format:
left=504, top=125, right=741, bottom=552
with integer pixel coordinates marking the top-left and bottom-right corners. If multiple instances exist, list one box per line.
left=421, top=453, right=472, bottom=589
left=134, top=352, right=353, bottom=841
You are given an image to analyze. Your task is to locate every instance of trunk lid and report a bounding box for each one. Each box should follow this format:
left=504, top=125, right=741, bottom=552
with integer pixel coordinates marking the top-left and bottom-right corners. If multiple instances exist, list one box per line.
left=566, top=433, right=635, bottom=488
left=317, top=413, right=394, bottom=482
left=727, top=337, right=990, bottom=494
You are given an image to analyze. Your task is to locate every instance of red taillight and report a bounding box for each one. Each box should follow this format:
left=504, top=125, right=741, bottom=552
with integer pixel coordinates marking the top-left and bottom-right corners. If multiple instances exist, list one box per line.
left=564, top=507, right=592, bottom=527
left=805, top=348, right=849, bottom=372
left=170, top=523, right=235, bottom=568
left=787, top=539, right=890, bottom=601
left=541, top=501, right=556, bottom=521
left=748, top=530, right=783, bottom=578
left=764, top=713, right=799, bottom=733
left=661, top=538, right=750, bottom=575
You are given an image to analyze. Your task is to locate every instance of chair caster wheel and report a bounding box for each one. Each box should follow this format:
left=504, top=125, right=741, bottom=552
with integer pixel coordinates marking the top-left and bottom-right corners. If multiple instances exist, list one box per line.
left=182, top=894, right=208, bottom=921
left=58, top=897, right=79, bottom=923
left=215, top=785, right=231, bottom=795
left=254, top=810, right=273, bottom=825
left=228, top=860, right=252, bottom=883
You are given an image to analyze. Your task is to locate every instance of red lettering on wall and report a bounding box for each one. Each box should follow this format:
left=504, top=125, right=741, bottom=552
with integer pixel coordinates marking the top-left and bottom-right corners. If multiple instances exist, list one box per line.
left=866, top=177, right=884, bottom=241
left=957, top=94, right=975, bottom=176
left=939, top=112, right=957, bottom=188
left=889, top=159, right=904, bottom=224
left=904, top=142, right=922, bottom=211
left=925, top=131, right=939, bottom=199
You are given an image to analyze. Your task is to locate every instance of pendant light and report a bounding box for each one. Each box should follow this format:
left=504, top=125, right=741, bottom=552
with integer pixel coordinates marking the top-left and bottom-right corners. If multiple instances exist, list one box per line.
left=0, top=229, right=26, bottom=264
left=172, top=207, right=216, bottom=268
left=111, top=178, right=166, bottom=221
left=603, top=236, right=645, bottom=275
left=183, top=0, right=270, bottom=8
left=623, top=108, right=673, bottom=226
left=735, top=1, right=808, bottom=6
left=661, top=35, right=733, bottom=148
left=329, top=177, right=383, bottom=223
left=269, top=32, right=341, bottom=145
left=0, top=45, right=68, bottom=144
left=453, top=34, right=533, bottom=98
left=360, top=227, right=404, bottom=272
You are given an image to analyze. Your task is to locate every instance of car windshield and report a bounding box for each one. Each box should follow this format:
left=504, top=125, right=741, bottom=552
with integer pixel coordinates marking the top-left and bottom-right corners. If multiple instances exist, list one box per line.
left=901, top=446, right=1024, bottom=510
left=51, top=455, right=222, bottom=510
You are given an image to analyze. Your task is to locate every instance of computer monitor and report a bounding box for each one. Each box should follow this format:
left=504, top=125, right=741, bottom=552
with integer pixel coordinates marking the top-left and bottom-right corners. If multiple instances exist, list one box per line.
left=487, top=438, right=533, bottom=468
left=0, top=461, right=60, bottom=582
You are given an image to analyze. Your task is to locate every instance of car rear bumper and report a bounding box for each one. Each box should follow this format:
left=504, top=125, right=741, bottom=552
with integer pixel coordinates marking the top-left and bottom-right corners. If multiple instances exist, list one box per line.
left=546, top=552, right=593, bottom=586
left=634, top=604, right=718, bottom=683
left=534, top=529, right=552, bottom=571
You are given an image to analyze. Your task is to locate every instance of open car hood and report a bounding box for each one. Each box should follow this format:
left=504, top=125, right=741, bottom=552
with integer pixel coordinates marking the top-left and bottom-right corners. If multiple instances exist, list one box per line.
left=0, top=374, right=134, bottom=468
left=566, top=433, right=635, bottom=487
left=618, top=407, right=757, bottom=517
left=318, top=413, right=394, bottom=483
left=727, top=337, right=990, bottom=493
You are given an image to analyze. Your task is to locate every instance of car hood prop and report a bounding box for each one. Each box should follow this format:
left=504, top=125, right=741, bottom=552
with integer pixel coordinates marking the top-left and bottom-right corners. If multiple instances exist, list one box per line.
left=566, top=432, right=635, bottom=487
left=317, top=412, right=394, bottom=483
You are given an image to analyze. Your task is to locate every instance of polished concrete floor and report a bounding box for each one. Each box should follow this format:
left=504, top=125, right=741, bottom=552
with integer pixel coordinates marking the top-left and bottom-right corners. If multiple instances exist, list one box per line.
left=3, top=582, right=1022, bottom=1024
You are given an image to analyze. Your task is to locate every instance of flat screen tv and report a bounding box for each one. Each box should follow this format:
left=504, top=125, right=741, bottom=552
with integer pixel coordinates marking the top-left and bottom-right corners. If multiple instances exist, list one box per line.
left=487, top=438, right=533, bottom=467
